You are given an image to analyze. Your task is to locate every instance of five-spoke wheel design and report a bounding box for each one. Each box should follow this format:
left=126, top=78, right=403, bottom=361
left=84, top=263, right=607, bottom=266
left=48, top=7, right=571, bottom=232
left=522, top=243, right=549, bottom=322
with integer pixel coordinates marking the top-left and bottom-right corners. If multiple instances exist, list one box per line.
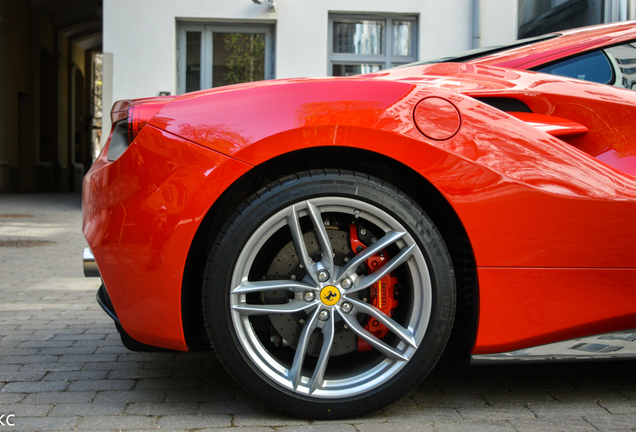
left=203, top=171, right=454, bottom=418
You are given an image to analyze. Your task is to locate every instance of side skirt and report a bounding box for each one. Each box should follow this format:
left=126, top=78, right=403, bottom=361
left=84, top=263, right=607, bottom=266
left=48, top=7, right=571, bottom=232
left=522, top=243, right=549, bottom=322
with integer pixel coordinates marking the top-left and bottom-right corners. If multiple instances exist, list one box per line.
left=471, top=330, right=636, bottom=364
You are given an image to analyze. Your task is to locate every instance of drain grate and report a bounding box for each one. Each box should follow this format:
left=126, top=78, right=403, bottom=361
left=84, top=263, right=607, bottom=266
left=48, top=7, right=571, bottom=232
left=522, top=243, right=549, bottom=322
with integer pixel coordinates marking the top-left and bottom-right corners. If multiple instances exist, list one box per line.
left=0, top=239, right=56, bottom=247
left=0, top=214, right=34, bottom=218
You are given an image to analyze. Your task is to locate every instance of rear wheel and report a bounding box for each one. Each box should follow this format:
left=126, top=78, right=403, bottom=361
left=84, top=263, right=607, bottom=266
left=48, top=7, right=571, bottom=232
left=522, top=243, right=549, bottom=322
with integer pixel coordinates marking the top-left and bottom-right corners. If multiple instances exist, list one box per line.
left=203, top=170, right=455, bottom=418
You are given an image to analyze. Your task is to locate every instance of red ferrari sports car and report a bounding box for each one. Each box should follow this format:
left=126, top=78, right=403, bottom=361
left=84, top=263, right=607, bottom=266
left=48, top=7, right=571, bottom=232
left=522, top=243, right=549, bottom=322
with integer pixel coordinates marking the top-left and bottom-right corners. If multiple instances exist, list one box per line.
left=83, top=21, right=636, bottom=418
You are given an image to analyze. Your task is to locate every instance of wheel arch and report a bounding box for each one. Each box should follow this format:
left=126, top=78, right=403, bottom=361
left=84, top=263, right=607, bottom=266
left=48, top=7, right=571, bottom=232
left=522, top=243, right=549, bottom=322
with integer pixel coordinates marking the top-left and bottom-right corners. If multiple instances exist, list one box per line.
left=181, top=146, right=478, bottom=359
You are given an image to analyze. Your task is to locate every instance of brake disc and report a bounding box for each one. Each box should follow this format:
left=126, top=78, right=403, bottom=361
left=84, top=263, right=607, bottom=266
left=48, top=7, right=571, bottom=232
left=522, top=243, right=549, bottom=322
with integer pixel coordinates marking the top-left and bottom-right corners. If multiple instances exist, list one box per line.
left=264, top=229, right=358, bottom=356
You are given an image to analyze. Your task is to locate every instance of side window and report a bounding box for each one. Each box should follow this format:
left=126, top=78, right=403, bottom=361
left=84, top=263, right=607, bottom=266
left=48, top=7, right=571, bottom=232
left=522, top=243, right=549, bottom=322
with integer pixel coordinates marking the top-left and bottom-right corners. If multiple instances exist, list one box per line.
left=535, top=50, right=613, bottom=84
left=604, top=43, right=636, bottom=90
left=535, top=41, right=636, bottom=90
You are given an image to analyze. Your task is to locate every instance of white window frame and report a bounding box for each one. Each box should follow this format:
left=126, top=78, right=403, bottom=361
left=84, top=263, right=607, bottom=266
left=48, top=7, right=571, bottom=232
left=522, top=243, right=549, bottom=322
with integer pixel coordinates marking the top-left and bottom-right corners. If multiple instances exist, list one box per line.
left=328, top=13, right=418, bottom=75
left=178, top=23, right=275, bottom=94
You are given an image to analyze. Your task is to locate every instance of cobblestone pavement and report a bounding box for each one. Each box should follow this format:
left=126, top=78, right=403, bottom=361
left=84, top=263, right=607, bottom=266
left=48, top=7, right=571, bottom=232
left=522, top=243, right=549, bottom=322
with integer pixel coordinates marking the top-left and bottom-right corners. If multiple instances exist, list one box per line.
left=1, top=193, right=636, bottom=431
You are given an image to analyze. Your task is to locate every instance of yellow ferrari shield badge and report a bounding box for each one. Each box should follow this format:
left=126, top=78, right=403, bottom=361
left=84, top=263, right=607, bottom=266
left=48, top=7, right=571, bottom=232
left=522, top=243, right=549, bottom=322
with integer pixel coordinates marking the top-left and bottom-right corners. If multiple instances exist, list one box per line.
left=320, top=286, right=340, bottom=306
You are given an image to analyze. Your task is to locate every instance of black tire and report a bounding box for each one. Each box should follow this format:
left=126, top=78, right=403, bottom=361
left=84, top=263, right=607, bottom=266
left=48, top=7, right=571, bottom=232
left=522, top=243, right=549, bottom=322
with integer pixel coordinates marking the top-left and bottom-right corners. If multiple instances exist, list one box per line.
left=203, top=169, right=455, bottom=419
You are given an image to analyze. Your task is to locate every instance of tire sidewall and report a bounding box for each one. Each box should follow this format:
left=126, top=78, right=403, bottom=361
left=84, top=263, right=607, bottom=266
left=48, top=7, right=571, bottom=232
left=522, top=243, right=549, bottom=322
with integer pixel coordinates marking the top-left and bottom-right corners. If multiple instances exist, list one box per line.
left=203, top=170, right=455, bottom=418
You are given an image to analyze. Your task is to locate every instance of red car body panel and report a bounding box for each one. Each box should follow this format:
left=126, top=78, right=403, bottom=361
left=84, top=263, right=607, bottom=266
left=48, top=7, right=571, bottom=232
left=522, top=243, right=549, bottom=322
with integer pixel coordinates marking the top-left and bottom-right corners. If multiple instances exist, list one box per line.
left=83, top=126, right=252, bottom=350
left=83, top=22, right=636, bottom=354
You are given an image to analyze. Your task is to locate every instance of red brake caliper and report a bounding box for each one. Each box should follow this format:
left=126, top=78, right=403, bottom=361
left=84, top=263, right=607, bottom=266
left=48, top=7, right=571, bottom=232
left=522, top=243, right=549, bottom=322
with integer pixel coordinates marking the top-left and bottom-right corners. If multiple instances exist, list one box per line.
left=349, top=224, right=399, bottom=351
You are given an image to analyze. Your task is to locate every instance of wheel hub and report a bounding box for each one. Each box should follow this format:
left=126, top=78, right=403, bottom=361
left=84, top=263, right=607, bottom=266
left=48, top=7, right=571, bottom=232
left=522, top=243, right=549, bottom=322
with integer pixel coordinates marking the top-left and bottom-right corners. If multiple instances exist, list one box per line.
left=319, top=286, right=340, bottom=306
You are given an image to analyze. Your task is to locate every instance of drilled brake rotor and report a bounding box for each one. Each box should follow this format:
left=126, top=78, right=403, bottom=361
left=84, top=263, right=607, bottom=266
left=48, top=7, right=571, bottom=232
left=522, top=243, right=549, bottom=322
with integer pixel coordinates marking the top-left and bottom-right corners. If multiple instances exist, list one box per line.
left=263, top=229, right=359, bottom=357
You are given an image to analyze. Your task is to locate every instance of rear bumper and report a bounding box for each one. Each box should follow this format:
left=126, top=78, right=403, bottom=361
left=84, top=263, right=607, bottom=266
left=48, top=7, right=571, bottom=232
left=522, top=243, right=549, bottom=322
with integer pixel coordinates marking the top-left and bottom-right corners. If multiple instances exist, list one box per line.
left=82, top=124, right=252, bottom=351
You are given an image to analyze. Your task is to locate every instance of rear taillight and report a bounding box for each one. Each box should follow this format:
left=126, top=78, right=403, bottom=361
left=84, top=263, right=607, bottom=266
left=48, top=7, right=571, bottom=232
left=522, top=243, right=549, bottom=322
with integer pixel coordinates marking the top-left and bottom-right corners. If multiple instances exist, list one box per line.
left=127, top=97, right=174, bottom=143
left=106, top=96, right=175, bottom=162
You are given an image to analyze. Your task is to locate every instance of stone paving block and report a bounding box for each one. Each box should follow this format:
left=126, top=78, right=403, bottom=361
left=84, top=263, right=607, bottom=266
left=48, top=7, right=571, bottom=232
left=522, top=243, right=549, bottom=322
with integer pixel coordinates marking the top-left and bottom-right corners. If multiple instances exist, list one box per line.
left=585, top=414, right=636, bottom=430
left=106, top=368, right=172, bottom=379
left=0, top=364, right=21, bottom=372
left=199, top=400, right=271, bottom=415
left=511, top=417, right=597, bottom=432
left=551, top=388, right=630, bottom=404
left=502, top=379, right=574, bottom=392
left=0, top=371, right=46, bottom=382
left=203, top=375, right=246, bottom=389
left=6, top=415, right=78, bottom=431
left=43, top=370, right=108, bottom=381
left=528, top=401, right=610, bottom=418
left=53, top=334, right=106, bottom=341
left=74, top=339, right=122, bottom=348
left=164, top=387, right=234, bottom=402
left=0, top=393, right=25, bottom=404
left=19, top=362, right=85, bottom=372
left=18, top=339, right=74, bottom=348
left=135, top=377, right=202, bottom=390
left=58, top=354, right=117, bottom=363
left=118, top=352, right=176, bottom=362
left=145, top=359, right=202, bottom=370
left=310, top=410, right=386, bottom=425
left=1, top=354, right=60, bottom=364
left=67, top=379, right=135, bottom=392
left=93, top=389, right=165, bottom=403
left=23, top=391, right=96, bottom=404
left=277, top=425, right=358, bottom=432
left=384, top=407, right=462, bottom=423
left=1, top=348, right=40, bottom=356
left=195, top=429, right=275, bottom=432
left=125, top=401, right=199, bottom=415
left=0, top=403, right=53, bottom=416
left=39, top=346, right=97, bottom=355
left=600, top=400, right=636, bottom=414
left=434, top=421, right=517, bottom=432
left=457, top=405, right=535, bottom=420
left=233, top=412, right=310, bottom=427
left=77, top=415, right=157, bottom=430
left=82, top=361, right=146, bottom=371
left=481, top=390, right=556, bottom=406
left=356, top=423, right=435, bottom=432
left=1, top=380, right=69, bottom=393
left=48, top=402, right=127, bottom=416
left=94, top=345, right=131, bottom=354
left=436, top=381, right=509, bottom=394
left=412, top=392, right=489, bottom=407
left=156, top=414, right=232, bottom=429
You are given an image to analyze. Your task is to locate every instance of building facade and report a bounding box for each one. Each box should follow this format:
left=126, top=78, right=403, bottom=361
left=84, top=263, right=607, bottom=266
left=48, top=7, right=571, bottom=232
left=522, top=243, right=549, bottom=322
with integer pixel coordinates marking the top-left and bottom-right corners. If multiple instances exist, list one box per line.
left=2, top=0, right=634, bottom=192
left=101, top=0, right=518, bottom=142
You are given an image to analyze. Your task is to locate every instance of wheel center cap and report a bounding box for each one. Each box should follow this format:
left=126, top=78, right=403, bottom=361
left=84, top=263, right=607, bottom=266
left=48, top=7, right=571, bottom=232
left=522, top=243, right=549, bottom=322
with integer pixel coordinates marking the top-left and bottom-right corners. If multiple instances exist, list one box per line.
left=320, top=286, right=340, bottom=306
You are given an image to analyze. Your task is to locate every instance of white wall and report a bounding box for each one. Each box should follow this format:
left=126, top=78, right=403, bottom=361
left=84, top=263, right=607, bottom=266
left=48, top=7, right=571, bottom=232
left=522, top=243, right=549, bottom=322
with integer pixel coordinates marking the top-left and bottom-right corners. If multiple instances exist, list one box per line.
left=103, top=0, right=517, bottom=121
left=480, top=0, right=518, bottom=46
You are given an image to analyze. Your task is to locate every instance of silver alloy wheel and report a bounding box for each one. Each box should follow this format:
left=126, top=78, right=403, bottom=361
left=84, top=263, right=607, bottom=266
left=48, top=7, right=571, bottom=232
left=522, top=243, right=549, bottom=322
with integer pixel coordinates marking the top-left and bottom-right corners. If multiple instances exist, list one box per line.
left=229, top=197, right=432, bottom=398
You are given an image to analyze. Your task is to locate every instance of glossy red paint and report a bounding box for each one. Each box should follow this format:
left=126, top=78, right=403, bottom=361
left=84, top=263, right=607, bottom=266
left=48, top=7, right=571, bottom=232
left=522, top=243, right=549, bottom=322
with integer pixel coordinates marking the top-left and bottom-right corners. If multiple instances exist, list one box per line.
left=475, top=268, right=636, bottom=353
left=83, top=125, right=251, bottom=350
left=506, top=112, right=588, bottom=138
left=413, top=97, right=461, bottom=140
left=83, top=22, right=636, bottom=355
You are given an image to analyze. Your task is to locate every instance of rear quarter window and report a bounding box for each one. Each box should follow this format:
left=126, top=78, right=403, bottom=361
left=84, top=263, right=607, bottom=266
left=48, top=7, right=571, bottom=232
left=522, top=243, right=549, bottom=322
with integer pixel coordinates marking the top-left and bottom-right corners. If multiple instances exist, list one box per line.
left=535, top=50, right=613, bottom=84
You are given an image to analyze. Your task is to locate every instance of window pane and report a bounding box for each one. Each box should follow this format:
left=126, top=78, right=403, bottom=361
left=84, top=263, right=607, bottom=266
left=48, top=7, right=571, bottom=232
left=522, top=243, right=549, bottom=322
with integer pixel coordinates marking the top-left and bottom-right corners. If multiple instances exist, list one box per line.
left=605, top=43, right=636, bottom=90
left=185, top=32, right=202, bottom=93
left=536, top=50, right=612, bottom=84
left=213, top=32, right=266, bottom=87
left=332, top=63, right=382, bottom=76
left=393, top=21, right=412, bottom=56
left=333, top=20, right=384, bottom=55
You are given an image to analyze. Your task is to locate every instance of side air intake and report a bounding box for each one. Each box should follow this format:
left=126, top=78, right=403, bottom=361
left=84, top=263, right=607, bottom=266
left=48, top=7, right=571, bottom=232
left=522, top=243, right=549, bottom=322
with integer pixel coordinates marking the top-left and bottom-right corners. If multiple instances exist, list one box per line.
left=475, top=97, right=532, bottom=113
